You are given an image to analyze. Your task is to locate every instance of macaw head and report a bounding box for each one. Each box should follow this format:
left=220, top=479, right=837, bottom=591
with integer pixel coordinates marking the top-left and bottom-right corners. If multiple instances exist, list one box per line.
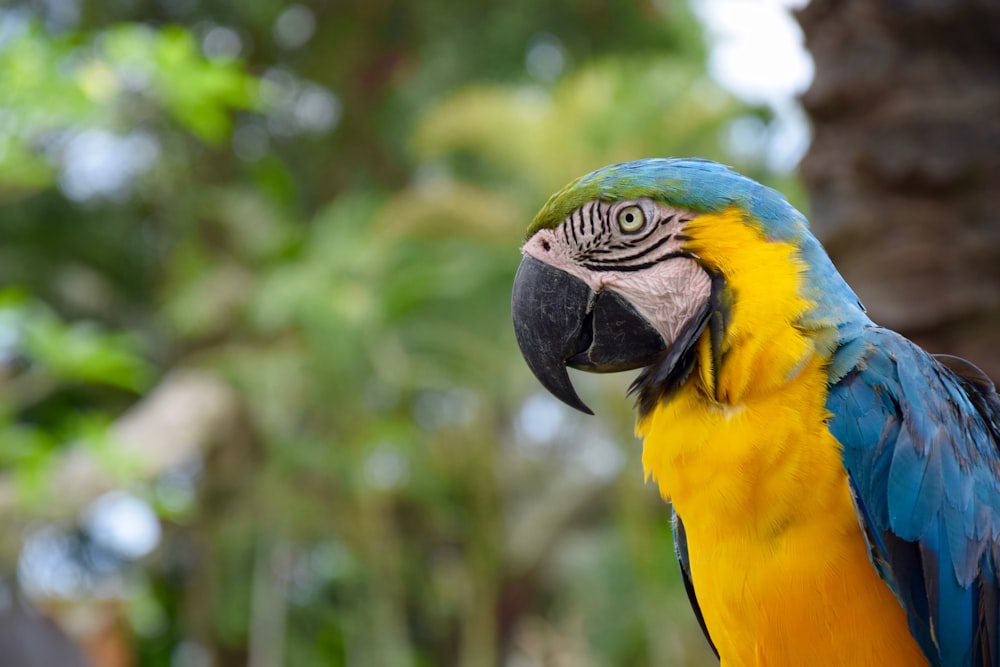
left=511, top=158, right=870, bottom=415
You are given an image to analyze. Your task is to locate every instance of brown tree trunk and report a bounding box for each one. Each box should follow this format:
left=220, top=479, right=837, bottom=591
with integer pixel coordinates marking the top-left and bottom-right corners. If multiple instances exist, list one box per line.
left=797, top=0, right=1000, bottom=379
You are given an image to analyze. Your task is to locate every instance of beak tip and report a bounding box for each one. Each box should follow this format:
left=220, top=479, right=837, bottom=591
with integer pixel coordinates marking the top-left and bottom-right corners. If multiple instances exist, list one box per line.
left=554, top=384, right=594, bottom=415
left=531, top=363, right=595, bottom=416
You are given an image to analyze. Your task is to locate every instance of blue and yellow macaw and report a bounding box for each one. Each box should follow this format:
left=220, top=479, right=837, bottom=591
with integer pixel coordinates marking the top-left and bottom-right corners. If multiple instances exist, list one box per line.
left=511, top=158, right=1000, bottom=666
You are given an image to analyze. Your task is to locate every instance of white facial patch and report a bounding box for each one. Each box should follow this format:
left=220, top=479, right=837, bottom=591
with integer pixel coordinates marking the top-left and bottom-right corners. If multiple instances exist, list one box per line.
left=605, top=259, right=712, bottom=344
left=522, top=200, right=712, bottom=347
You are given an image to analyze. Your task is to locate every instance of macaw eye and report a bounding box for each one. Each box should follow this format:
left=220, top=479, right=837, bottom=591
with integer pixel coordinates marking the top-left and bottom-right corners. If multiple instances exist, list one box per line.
left=617, top=205, right=645, bottom=233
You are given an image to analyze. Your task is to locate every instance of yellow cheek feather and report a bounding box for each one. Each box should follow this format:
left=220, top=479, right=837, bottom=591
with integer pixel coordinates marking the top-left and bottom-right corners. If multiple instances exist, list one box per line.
left=636, top=208, right=926, bottom=665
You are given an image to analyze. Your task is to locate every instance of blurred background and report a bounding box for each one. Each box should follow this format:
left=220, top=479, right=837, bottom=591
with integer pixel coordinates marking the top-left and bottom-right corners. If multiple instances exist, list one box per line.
left=0, top=0, right=996, bottom=665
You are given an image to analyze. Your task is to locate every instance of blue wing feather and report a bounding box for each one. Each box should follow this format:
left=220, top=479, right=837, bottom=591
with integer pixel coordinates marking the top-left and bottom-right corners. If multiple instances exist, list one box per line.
left=828, top=327, right=1000, bottom=666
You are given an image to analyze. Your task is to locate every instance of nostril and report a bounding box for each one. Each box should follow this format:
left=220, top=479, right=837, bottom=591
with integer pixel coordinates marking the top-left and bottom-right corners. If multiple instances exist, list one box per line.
left=541, top=240, right=551, bottom=251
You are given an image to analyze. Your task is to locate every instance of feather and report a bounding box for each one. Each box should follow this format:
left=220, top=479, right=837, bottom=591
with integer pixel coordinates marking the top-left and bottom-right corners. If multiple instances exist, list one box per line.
left=671, top=511, right=718, bottom=659
left=830, top=328, right=1000, bottom=666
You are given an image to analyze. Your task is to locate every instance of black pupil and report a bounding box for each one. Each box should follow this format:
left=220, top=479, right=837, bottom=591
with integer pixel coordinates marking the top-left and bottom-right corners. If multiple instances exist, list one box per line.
left=625, top=213, right=634, bottom=222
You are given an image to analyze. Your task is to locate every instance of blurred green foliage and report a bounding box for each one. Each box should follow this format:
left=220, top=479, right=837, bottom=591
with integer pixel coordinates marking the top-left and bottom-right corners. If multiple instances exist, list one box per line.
left=0, top=22, right=258, bottom=194
left=0, top=0, right=787, bottom=665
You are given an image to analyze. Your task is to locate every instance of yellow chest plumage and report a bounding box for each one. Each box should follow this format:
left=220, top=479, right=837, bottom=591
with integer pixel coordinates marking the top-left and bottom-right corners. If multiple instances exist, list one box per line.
left=638, top=357, right=926, bottom=666
left=635, top=210, right=927, bottom=665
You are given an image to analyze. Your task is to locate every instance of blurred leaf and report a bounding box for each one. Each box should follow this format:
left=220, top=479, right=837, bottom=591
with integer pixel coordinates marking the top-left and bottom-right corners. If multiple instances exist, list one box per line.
left=0, top=417, right=56, bottom=469
left=0, top=21, right=261, bottom=200
left=23, top=312, right=152, bottom=392
left=148, top=26, right=259, bottom=143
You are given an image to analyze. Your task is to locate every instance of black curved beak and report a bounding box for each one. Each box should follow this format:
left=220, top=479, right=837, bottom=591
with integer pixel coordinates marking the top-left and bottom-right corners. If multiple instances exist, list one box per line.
left=511, top=255, right=667, bottom=414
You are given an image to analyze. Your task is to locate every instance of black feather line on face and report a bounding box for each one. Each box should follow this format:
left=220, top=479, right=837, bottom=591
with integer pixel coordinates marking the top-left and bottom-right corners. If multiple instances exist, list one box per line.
left=569, top=209, right=581, bottom=244
left=583, top=251, right=693, bottom=273
left=584, top=232, right=676, bottom=265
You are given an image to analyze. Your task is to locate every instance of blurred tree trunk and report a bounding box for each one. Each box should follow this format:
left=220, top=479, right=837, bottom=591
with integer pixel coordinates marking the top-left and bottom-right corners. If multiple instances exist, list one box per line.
left=797, top=0, right=1000, bottom=379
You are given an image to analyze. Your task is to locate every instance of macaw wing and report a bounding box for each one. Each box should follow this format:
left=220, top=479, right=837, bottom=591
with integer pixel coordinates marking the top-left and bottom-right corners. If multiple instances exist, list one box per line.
left=827, top=327, right=1000, bottom=667
left=672, top=510, right=719, bottom=658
